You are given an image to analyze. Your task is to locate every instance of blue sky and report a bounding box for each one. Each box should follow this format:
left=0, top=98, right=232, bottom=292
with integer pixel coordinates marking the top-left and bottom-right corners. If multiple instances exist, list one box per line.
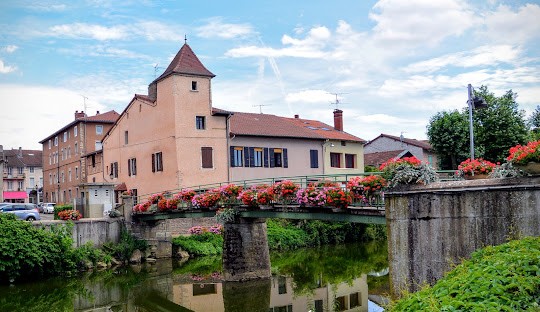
left=1, top=0, right=539, bottom=150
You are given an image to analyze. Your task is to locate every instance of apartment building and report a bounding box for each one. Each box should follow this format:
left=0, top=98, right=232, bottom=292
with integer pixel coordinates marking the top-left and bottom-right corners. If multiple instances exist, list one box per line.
left=2, top=147, right=43, bottom=203
left=40, top=110, right=119, bottom=204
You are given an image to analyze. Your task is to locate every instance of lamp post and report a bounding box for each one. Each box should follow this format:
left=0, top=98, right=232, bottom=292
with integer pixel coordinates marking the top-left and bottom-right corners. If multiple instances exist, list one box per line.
left=467, top=84, right=488, bottom=160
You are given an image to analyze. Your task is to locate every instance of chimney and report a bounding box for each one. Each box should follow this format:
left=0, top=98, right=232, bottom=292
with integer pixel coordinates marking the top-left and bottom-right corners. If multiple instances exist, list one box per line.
left=294, top=114, right=299, bottom=119
left=333, top=109, right=343, bottom=131
left=148, top=82, right=157, bottom=102
left=75, top=110, right=86, bottom=120
left=96, top=110, right=100, bottom=115
left=18, top=147, right=22, bottom=157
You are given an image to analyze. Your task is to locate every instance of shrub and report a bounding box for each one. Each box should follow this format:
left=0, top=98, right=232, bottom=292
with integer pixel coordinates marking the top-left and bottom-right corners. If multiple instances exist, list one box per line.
left=388, top=237, right=540, bottom=311
left=53, top=204, right=74, bottom=220
left=57, top=209, right=82, bottom=221
left=173, top=233, right=223, bottom=256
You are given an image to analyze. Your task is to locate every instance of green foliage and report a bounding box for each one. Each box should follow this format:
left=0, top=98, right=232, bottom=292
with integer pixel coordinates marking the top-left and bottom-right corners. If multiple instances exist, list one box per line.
left=173, top=255, right=222, bottom=276
left=473, top=87, right=529, bottom=163
left=102, top=227, right=148, bottom=262
left=388, top=237, right=540, bottom=311
left=267, top=219, right=310, bottom=250
left=53, top=204, right=73, bottom=220
left=173, top=233, right=223, bottom=256
left=427, top=86, right=530, bottom=168
left=427, top=110, right=470, bottom=169
left=363, top=224, right=387, bottom=241
left=0, top=214, right=79, bottom=283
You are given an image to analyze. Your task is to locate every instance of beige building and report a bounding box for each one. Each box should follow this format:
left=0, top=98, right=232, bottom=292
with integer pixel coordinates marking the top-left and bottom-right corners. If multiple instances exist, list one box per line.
left=102, top=43, right=365, bottom=198
left=2, top=148, right=43, bottom=203
left=40, top=110, right=119, bottom=204
left=364, top=133, right=438, bottom=169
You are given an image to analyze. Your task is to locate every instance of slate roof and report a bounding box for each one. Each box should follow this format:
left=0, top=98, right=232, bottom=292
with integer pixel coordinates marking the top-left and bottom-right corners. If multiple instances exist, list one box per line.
left=365, top=133, right=432, bottom=150
left=229, top=112, right=365, bottom=143
left=154, top=43, right=215, bottom=83
left=4, top=149, right=43, bottom=167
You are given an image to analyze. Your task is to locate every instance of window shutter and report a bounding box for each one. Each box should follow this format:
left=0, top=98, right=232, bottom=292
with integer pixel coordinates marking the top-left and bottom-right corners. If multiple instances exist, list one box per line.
left=310, top=150, right=319, bottom=168
left=249, top=147, right=255, bottom=168
left=263, top=148, right=269, bottom=167
left=283, top=148, right=288, bottom=168
left=269, top=149, right=275, bottom=168
left=202, top=147, right=213, bottom=168
left=243, top=147, right=250, bottom=167
left=114, top=162, right=118, bottom=177
left=230, top=146, right=235, bottom=167
left=159, top=153, right=163, bottom=171
left=152, top=153, right=156, bottom=172
left=110, top=163, right=114, bottom=176
left=127, top=160, right=131, bottom=176
left=133, top=159, right=137, bottom=175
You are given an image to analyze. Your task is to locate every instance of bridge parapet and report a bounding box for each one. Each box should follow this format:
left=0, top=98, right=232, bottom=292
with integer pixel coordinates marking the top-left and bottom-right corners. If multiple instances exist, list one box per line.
left=386, top=177, right=540, bottom=297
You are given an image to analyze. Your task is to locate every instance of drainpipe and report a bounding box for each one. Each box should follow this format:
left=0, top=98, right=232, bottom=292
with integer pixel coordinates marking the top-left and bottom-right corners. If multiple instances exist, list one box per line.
left=226, top=114, right=232, bottom=183
left=322, top=140, right=329, bottom=175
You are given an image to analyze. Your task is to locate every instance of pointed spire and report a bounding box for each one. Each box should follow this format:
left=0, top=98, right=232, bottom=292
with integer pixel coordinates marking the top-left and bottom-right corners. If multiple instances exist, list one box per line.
left=153, top=41, right=215, bottom=83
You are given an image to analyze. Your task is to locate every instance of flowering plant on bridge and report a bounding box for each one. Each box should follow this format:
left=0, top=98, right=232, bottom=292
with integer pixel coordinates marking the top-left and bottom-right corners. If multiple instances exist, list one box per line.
left=507, top=140, right=540, bottom=165
left=256, top=187, right=274, bottom=205
left=346, top=177, right=364, bottom=198
left=380, top=156, right=438, bottom=187
left=58, top=209, right=82, bottom=221
left=359, top=175, right=386, bottom=193
left=238, top=187, right=259, bottom=207
left=192, top=191, right=221, bottom=209
left=272, top=180, right=299, bottom=202
left=148, top=193, right=165, bottom=204
left=324, top=187, right=352, bottom=209
left=178, top=189, right=196, bottom=202
left=296, top=187, right=326, bottom=207
left=133, top=201, right=151, bottom=213
left=219, top=184, right=243, bottom=204
left=456, top=158, right=497, bottom=177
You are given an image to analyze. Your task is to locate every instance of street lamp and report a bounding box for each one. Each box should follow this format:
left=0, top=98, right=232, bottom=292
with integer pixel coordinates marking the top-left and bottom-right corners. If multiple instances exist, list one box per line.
left=467, top=84, right=488, bottom=160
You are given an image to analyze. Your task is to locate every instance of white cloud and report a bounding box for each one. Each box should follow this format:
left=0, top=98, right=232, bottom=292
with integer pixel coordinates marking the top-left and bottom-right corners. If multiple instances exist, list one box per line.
left=24, top=2, right=67, bottom=12
left=134, top=21, right=184, bottom=41
left=404, top=45, right=523, bottom=73
left=369, top=0, right=479, bottom=47
left=57, top=44, right=151, bottom=60
left=50, top=23, right=129, bottom=40
left=2, top=45, right=18, bottom=53
left=0, top=60, right=17, bottom=74
left=285, top=90, right=335, bottom=103
left=196, top=18, right=255, bottom=39
left=481, top=4, right=540, bottom=44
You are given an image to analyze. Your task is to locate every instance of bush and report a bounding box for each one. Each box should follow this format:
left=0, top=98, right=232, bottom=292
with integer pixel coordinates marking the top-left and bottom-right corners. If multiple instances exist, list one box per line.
left=267, top=219, right=310, bottom=250
left=102, top=227, right=148, bottom=262
left=388, top=237, right=540, bottom=311
left=54, top=204, right=74, bottom=220
left=173, top=232, right=223, bottom=256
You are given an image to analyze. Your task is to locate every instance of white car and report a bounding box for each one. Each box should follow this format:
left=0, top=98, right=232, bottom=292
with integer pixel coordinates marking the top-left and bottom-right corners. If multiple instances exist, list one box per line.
left=42, top=203, right=56, bottom=214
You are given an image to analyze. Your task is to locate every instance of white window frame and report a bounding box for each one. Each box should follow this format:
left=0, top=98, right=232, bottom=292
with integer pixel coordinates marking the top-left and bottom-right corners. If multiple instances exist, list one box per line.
left=96, top=125, right=103, bottom=135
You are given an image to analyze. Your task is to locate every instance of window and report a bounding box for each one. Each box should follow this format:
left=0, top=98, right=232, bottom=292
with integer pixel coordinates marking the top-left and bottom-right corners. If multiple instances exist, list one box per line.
left=252, top=147, right=263, bottom=167
left=350, top=292, right=361, bottom=308
left=61, top=172, right=65, bottom=183
left=18, top=167, right=23, bottom=174
left=191, top=81, right=197, bottom=91
left=29, top=166, right=34, bottom=173
left=18, top=181, right=23, bottom=190
left=75, top=167, right=79, bottom=179
left=330, top=153, right=341, bottom=168
left=60, top=148, right=64, bottom=161
left=7, top=181, right=12, bottom=191
left=96, top=125, right=103, bottom=135
left=124, top=131, right=129, bottom=144
left=196, top=116, right=205, bottom=130
left=95, top=141, right=102, bottom=150
left=273, top=148, right=283, bottom=167
left=74, top=126, right=78, bottom=137
left=54, top=136, right=58, bottom=146
left=310, top=150, right=319, bottom=168
left=30, top=177, right=35, bottom=187
left=110, top=162, right=118, bottom=178
left=314, top=300, right=324, bottom=312
left=68, top=147, right=71, bottom=158
left=201, top=147, right=213, bottom=168
left=152, top=152, right=163, bottom=172
left=48, top=139, right=51, bottom=149
left=69, top=169, right=72, bottom=182
left=75, top=142, right=78, bottom=154
left=49, top=173, right=52, bottom=185
left=345, top=154, right=356, bottom=168
left=91, top=155, right=96, bottom=167
left=128, top=158, right=137, bottom=176
left=63, top=131, right=67, bottom=142
left=7, top=167, right=12, bottom=175
left=231, top=147, right=243, bottom=167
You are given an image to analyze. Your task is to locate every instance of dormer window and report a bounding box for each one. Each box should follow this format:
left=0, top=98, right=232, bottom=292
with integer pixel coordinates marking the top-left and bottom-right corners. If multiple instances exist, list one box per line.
left=191, top=81, right=198, bottom=91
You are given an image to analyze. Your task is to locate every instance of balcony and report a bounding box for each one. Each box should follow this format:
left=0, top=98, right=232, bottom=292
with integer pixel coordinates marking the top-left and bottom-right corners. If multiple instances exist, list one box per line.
left=3, top=173, right=25, bottom=179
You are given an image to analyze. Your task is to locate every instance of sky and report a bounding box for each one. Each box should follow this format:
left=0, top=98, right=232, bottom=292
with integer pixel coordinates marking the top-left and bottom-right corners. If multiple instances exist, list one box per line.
left=1, top=0, right=539, bottom=151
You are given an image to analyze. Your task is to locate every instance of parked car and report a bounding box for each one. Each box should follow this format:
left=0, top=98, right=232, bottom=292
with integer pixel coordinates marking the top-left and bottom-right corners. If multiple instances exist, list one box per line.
left=0, top=203, right=41, bottom=221
left=42, top=203, right=56, bottom=214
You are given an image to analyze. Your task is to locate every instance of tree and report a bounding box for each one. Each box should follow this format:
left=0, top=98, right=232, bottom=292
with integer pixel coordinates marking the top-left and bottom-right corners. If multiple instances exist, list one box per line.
left=427, top=110, right=470, bottom=169
left=473, top=87, right=529, bottom=163
left=529, top=105, right=540, bottom=140
left=427, top=86, right=529, bottom=168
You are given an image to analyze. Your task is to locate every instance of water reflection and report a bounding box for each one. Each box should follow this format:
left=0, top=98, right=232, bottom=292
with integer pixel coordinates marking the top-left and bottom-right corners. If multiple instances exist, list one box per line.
left=0, top=241, right=388, bottom=312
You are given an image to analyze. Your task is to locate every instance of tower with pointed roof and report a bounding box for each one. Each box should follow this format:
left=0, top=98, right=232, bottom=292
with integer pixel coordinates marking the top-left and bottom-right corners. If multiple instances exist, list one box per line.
left=102, top=42, right=230, bottom=196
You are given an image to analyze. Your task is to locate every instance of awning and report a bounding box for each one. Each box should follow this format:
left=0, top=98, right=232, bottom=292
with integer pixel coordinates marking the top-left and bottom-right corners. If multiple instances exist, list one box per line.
left=3, top=191, right=28, bottom=200
left=114, top=182, right=127, bottom=191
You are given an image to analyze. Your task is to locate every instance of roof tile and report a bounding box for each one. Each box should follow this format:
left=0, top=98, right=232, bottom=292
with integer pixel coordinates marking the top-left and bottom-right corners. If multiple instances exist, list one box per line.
left=154, top=43, right=215, bottom=82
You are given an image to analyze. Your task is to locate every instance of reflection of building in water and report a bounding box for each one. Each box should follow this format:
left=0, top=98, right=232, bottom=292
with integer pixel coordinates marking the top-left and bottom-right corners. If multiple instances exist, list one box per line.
left=173, top=282, right=224, bottom=311
left=171, top=275, right=367, bottom=312
left=269, top=275, right=368, bottom=312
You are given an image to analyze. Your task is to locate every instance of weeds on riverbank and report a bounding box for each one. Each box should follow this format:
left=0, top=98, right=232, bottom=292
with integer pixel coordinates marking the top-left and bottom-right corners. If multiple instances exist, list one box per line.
left=387, top=237, right=540, bottom=311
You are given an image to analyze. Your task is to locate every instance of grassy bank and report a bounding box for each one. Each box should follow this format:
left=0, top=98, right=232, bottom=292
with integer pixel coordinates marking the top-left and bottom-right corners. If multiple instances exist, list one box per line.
left=387, top=237, right=540, bottom=311
left=172, top=219, right=387, bottom=256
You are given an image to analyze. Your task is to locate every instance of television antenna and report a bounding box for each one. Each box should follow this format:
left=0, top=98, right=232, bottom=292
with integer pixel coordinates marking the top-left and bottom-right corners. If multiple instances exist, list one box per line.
left=153, top=63, right=163, bottom=78
left=253, top=103, right=271, bottom=114
left=329, top=92, right=348, bottom=110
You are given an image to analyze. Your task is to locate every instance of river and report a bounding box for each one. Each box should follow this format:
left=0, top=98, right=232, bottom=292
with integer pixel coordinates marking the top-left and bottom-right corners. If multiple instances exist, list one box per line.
left=0, top=241, right=388, bottom=312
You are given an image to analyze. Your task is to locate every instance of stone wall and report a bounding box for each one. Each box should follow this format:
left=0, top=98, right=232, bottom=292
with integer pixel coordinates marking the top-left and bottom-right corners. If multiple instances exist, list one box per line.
left=36, top=218, right=123, bottom=248
left=386, top=177, right=540, bottom=297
